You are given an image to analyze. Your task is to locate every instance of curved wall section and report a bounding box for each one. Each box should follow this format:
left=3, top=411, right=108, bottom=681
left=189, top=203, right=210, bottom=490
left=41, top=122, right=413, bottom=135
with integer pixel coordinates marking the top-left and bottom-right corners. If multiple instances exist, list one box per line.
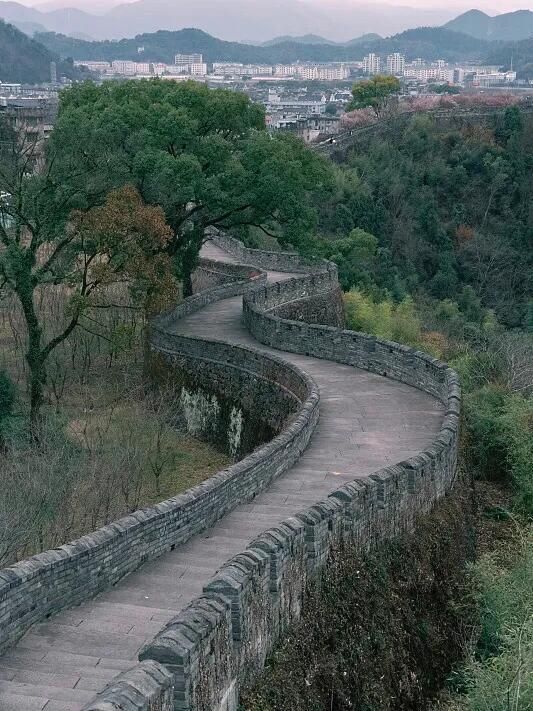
left=125, top=238, right=460, bottom=711
left=209, top=231, right=333, bottom=274
left=0, top=257, right=320, bottom=659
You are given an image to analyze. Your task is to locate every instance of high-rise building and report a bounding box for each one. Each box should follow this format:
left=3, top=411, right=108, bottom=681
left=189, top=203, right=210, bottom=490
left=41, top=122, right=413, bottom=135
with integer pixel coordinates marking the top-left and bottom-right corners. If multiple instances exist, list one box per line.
left=190, top=63, right=208, bottom=76
left=386, top=53, right=405, bottom=76
left=363, top=54, right=381, bottom=75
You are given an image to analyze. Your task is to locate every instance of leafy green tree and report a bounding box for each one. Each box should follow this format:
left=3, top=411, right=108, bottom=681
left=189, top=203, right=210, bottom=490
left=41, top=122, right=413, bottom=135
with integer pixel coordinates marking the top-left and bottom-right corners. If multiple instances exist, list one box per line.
left=326, top=228, right=378, bottom=291
left=348, top=75, right=401, bottom=118
left=429, top=83, right=460, bottom=95
left=49, top=80, right=334, bottom=295
left=495, top=105, right=524, bottom=146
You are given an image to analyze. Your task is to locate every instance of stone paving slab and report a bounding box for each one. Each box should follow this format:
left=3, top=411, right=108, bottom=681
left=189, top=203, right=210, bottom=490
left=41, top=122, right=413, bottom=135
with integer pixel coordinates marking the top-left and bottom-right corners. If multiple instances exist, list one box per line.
left=0, top=241, right=443, bottom=709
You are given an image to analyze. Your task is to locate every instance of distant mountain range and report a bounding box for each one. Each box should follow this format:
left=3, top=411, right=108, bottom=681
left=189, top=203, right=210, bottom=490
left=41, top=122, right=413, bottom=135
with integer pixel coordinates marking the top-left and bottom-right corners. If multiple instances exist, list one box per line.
left=260, top=33, right=382, bottom=48
left=445, top=9, right=533, bottom=42
left=4, top=8, right=533, bottom=87
left=35, top=26, right=491, bottom=65
left=0, top=0, right=454, bottom=43
left=0, top=18, right=80, bottom=83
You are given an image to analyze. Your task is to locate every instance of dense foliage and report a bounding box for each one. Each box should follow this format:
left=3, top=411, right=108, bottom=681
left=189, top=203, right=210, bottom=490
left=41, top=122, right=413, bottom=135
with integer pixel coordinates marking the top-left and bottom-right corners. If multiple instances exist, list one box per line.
left=50, top=80, right=332, bottom=294
left=347, top=75, right=401, bottom=117
left=318, top=109, right=532, bottom=329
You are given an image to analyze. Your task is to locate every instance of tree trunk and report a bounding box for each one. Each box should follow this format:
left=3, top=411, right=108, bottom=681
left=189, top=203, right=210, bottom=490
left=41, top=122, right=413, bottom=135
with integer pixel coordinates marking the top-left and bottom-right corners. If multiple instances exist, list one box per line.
left=181, top=240, right=201, bottom=298
left=182, top=268, right=194, bottom=298
left=17, top=283, right=45, bottom=435
left=28, top=350, right=45, bottom=434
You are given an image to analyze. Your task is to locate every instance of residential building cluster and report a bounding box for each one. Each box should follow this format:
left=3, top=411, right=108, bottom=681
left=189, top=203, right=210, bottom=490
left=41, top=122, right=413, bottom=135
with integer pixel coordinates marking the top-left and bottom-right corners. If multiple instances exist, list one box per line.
left=274, top=64, right=350, bottom=80
left=212, top=63, right=273, bottom=77
left=360, top=53, right=518, bottom=87
left=74, top=55, right=208, bottom=78
left=74, top=57, right=350, bottom=81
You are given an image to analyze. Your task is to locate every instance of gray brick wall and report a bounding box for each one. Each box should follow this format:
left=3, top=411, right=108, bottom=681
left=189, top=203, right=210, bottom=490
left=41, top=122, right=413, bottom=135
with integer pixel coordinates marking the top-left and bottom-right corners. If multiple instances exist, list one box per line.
left=0, top=256, right=319, bottom=663
left=0, top=234, right=460, bottom=711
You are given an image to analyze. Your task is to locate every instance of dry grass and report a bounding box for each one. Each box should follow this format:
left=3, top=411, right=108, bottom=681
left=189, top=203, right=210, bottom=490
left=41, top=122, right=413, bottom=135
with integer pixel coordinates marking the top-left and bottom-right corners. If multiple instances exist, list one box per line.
left=0, top=285, right=230, bottom=566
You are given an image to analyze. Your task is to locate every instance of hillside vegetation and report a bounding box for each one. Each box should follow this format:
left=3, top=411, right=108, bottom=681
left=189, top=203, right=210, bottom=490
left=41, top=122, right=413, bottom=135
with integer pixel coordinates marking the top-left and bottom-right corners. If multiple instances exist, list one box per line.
left=323, top=110, right=533, bottom=711
left=487, top=37, right=533, bottom=80
left=36, top=26, right=490, bottom=64
left=0, top=18, right=78, bottom=83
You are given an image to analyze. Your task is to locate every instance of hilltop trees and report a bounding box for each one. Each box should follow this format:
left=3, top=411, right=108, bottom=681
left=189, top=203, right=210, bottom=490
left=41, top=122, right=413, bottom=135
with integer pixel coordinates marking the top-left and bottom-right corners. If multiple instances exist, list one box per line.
left=348, top=75, right=401, bottom=118
left=49, top=80, right=333, bottom=295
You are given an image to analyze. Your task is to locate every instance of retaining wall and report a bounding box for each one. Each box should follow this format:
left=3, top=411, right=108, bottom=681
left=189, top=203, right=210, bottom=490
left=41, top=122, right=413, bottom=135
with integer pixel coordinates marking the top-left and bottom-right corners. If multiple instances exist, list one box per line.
left=93, top=236, right=460, bottom=711
left=0, top=256, right=320, bottom=662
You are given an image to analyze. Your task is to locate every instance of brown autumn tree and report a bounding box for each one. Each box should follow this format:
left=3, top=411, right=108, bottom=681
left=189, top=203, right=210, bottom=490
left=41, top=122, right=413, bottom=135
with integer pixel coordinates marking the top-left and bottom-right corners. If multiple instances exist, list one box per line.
left=0, top=183, right=176, bottom=431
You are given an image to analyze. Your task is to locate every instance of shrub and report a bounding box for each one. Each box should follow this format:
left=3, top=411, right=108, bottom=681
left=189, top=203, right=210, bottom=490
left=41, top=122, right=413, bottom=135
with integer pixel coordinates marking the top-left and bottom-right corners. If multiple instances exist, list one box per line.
left=500, top=396, right=533, bottom=516
left=454, top=535, right=533, bottom=710
left=344, top=290, right=421, bottom=346
left=462, top=386, right=508, bottom=481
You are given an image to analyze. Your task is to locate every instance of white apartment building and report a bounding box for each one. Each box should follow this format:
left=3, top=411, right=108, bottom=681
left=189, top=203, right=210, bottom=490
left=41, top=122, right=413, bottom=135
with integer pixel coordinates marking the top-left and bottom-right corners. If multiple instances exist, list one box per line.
left=74, top=61, right=111, bottom=74
left=273, top=63, right=349, bottom=80
left=174, top=53, right=203, bottom=66
left=267, top=90, right=328, bottom=114
left=111, top=60, right=137, bottom=75
left=190, top=63, right=208, bottom=76
left=363, top=54, right=381, bottom=75
left=275, top=64, right=297, bottom=77
left=386, top=53, right=405, bottom=76
left=135, top=62, right=151, bottom=74
left=474, top=71, right=517, bottom=87
left=152, top=63, right=168, bottom=76
left=212, top=63, right=273, bottom=77
left=404, top=65, right=454, bottom=83
left=298, top=64, right=350, bottom=81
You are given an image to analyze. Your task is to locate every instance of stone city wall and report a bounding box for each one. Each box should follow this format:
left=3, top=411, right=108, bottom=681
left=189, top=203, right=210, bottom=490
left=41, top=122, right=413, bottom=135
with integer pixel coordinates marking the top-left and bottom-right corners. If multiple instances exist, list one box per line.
left=95, top=236, right=460, bottom=711
left=0, top=256, right=319, bottom=661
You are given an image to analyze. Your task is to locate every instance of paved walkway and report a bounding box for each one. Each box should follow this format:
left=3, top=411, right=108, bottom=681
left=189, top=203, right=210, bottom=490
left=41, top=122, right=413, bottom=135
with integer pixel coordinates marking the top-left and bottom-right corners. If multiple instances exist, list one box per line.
left=0, top=243, right=443, bottom=710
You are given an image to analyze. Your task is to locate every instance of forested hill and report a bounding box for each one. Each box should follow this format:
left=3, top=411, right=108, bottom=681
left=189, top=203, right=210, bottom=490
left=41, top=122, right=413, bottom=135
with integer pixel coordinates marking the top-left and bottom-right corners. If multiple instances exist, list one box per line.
left=486, top=38, right=533, bottom=80
left=445, top=9, right=533, bottom=42
left=0, top=19, right=78, bottom=83
left=37, top=26, right=490, bottom=64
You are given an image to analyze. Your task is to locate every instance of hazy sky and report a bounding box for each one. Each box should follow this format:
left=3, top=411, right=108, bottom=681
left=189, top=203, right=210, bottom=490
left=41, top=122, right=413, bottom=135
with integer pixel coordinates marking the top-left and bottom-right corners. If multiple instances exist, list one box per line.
left=316, top=0, right=533, bottom=10
left=18, top=0, right=533, bottom=9
left=14, top=0, right=533, bottom=14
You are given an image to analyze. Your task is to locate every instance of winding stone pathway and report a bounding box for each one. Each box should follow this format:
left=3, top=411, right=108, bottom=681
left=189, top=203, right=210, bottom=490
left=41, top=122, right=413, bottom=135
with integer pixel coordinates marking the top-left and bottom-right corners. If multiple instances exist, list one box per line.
left=0, top=242, right=443, bottom=710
